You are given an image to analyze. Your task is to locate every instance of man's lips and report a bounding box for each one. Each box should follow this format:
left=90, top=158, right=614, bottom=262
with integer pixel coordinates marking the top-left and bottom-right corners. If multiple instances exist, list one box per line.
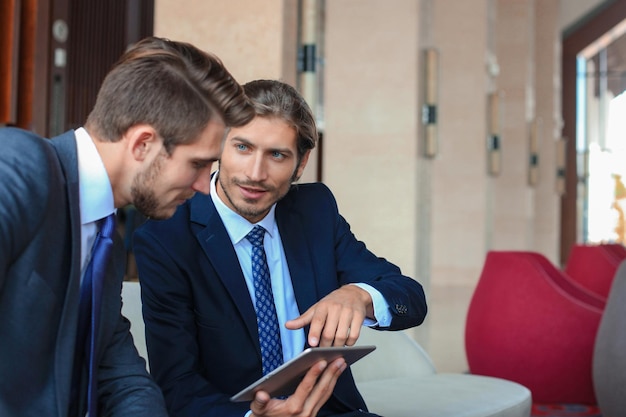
left=239, top=185, right=267, bottom=199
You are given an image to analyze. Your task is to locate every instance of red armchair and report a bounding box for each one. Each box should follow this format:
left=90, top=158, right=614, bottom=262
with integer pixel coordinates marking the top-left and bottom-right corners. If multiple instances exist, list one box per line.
left=465, top=251, right=604, bottom=404
left=564, top=244, right=626, bottom=299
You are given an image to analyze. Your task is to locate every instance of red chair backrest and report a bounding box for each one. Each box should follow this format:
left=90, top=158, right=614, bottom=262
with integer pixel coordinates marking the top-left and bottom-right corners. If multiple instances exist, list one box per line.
left=466, top=251, right=603, bottom=404
left=564, top=244, right=626, bottom=299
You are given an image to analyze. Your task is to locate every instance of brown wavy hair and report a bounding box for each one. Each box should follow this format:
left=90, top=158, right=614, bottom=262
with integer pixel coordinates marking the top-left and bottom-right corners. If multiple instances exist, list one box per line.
left=242, top=79, right=317, bottom=164
left=85, top=36, right=254, bottom=154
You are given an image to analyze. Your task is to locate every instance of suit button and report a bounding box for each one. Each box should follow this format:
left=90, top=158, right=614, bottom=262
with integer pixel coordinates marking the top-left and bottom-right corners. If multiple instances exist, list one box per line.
left=395, top=304, right=408, bottom=315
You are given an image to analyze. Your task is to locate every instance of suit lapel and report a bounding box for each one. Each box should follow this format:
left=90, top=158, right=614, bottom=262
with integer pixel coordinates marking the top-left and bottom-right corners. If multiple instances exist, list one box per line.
left=50, top=131, right=83, bottom=416
left=189, top=189, right=320, bottom=351
left=189, top=194, right=260, bottom=347
left=275, top=199, right=318, bottom=316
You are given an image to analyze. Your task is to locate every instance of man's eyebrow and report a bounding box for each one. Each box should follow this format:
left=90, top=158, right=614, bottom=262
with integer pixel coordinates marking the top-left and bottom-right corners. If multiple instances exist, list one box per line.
left=228, top=135, right=252, bottom=145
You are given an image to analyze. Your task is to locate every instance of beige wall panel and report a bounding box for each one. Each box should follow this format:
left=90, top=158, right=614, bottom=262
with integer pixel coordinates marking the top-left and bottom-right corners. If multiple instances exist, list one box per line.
left=533, top=0, right=560, bottom=264
left=324, top=0, right=419, bottom=280
left=426, top=0, right=489, bottom=374
left=430, top=0, right=489, bottom=285
left=491, top=0, right=535, bottom=250
left=154, top=0, right=294, bottom=84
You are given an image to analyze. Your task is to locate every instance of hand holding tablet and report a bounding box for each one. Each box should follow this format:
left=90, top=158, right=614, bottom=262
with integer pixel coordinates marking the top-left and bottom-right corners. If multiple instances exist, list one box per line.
left=230, top=345, right=376, bottom=402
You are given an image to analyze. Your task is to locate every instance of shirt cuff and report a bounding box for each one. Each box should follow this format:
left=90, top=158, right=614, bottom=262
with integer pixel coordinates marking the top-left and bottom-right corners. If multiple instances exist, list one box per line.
left=351, top=283, right=392, bottom=327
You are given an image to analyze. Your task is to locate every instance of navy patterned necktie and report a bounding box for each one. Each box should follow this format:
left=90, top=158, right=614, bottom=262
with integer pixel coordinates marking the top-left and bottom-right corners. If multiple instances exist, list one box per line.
left=74, top=213, right=116, bottom=417
left=245, top=225, right=284, bottom=375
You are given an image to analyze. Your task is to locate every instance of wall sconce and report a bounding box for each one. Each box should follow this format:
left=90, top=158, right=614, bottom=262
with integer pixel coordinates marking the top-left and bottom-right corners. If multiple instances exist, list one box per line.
left=487, top=91, right=501, bottom=176
left=528, top=118, right=540, bottom=186
left=422, top=48, right=439, bottom=158
left=555, top=137, right=567, bottom=195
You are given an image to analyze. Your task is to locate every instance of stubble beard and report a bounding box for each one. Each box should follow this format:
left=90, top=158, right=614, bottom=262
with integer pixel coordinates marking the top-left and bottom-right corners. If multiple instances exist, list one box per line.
left=218, top=175, right=286, bottom=222
left=131, top=153, right=166, bottom=220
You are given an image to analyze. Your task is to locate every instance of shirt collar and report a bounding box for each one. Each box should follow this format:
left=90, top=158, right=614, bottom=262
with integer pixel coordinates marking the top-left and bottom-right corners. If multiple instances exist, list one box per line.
left=75, top=127, right=115, bottom=225
left=210, top=171, right=277, bottom=244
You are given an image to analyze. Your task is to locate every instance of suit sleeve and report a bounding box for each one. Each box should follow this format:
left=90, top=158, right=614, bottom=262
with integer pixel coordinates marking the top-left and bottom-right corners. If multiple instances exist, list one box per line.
left=133, top=224, right=251, bottom=417
left=96, top=236, right=169, bottom=417
left=0, top=130, right=54, bottom=289
left=316, top=184, right=428, bottom=330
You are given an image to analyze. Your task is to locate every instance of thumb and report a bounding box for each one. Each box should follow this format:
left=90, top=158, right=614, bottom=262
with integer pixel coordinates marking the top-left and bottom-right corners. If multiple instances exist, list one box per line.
left=251, top=391, right=270, bottom=415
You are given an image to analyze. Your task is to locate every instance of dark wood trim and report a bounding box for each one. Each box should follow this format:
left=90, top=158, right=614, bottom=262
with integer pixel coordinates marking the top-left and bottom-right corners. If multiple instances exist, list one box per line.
left=2, top=0, right=154, bottom=136
left=561, top=0, right=626, bottom=265
left=49, top=0, right=154, bottom=136
left=0, top=0, right=21, bottom=125
left=16, top=0, right=50, bottom=133
left=126, top=0, right=154, bottom=46
left=30, top=0, right=51, bottom=135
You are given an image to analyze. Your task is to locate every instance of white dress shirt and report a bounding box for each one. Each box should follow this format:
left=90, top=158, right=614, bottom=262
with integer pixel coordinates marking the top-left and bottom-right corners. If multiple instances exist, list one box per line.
left=75, top=127, right=116, bottom=277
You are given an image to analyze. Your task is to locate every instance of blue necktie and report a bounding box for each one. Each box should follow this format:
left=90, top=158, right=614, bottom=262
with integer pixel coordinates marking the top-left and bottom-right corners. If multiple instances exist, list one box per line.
left=245, top=225, right=284, bottom=375
left=75, top=213, right=116, bottom=417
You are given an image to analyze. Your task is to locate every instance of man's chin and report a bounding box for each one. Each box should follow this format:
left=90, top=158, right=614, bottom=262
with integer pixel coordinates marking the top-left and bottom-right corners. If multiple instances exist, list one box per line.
left=140, top=205, right=178, bottom=221
left=234, top=202, right=270, bottom=223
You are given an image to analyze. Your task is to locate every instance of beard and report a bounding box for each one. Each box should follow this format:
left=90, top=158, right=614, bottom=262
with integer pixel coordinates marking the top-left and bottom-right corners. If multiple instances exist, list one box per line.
left=131, top=152, right=167, bottom=220
left=218, top=174, right=290, bottom=222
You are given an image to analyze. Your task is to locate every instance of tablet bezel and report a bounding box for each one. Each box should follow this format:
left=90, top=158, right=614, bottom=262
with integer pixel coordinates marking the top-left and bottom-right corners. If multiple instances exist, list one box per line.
left=230, top=345, right=376, bottom=402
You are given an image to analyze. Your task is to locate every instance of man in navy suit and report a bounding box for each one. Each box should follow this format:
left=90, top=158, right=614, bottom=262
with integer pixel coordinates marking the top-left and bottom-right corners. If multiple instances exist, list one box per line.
left=0, top=37, right=253, bottom=417
left=133, top=79, right=427, bottom=417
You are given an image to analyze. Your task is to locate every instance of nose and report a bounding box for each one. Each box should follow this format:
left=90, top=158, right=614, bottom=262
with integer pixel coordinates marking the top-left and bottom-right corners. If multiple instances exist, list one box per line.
left=247, top=154, right=267, bottom=181
left=191, top=166, right=213, bottom=194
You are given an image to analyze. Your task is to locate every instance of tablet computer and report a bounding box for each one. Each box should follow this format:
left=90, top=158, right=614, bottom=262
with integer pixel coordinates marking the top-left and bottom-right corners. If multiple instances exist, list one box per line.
left=230, top=345, right=376, bottom=402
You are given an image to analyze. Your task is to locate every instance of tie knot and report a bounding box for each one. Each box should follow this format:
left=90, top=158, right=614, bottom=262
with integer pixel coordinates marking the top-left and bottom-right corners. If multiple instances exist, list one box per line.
left=98, top=213, right=116, bottom=240
left=245, top=225, right=266, bottom=247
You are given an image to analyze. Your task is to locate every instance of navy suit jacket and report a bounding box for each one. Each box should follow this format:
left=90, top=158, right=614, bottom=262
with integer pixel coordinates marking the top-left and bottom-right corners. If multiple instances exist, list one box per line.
left=0, top=127, right=167, bottom=417
left=133, top=182, right=427, bottom=417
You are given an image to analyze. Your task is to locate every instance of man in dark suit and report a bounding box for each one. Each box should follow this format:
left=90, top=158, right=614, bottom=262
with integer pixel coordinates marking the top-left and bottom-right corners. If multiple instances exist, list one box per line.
left=0, top=37, right=253, bottom=417
left=133, top=79, right=428, bottom=417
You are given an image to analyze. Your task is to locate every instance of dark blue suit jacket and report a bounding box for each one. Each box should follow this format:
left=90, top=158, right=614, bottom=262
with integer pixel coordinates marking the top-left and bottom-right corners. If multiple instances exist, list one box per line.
left=0, top=127, right=166, bottom=416
left=133, top=182, right=427, bottom=417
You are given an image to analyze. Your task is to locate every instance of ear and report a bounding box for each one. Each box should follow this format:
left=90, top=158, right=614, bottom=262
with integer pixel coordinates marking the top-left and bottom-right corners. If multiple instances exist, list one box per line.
left=126, top=125, right=161, bottom=162
left=294, top=150, right=311, bottom=181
